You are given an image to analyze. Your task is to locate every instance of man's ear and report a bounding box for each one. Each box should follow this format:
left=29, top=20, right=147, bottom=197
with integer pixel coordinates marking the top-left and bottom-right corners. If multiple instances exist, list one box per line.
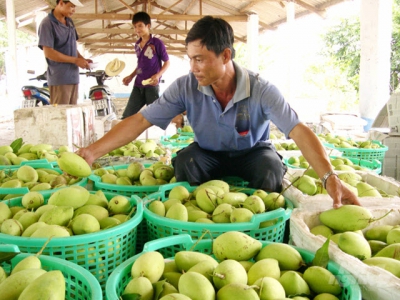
left=222, top=48, right=232, bottom=63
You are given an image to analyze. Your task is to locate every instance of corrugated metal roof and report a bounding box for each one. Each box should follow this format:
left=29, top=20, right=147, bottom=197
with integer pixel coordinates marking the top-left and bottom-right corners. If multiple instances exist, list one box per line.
left=0, top=0, right=349, bottom=56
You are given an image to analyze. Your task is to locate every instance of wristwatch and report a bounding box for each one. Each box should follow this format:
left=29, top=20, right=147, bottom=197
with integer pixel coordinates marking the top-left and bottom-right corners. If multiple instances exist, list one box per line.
left=321, top=170, right=337, bottom=189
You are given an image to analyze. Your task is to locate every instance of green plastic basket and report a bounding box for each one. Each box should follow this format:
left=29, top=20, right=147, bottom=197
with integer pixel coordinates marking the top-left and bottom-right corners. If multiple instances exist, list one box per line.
left=89, top=163, right=181, bottom=198
left=177, top=128, right=195, bottom=137
left=284, top=156, right=382, bottom=174
left=0, top=162, right=88, bottom=199
left=160, top=135, right=194, bottom=147
left=143, top=184, right=293, bottom=257
left=0, top=244, right=102, bottom=300
left=324, top=140, right=388, bottom=163
left=106, top=234, right=362, bottom=300
left=0, top=190, right=143, bottom=295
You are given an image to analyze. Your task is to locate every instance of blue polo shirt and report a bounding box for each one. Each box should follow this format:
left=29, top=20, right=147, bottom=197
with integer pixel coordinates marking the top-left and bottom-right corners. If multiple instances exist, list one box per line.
left=141, top=61, right=300, bottom=151
left=38, top=11, right=79, bottom=86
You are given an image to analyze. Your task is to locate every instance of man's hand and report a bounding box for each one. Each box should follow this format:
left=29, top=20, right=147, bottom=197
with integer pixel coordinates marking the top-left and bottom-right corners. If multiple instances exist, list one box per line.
left=123, top=75, right=134, bottom=86
left=75, top=147, right=96, bottom=168
left=75, top=57, right=90, bottom=69
left=326, top=175, right=361, bottom=208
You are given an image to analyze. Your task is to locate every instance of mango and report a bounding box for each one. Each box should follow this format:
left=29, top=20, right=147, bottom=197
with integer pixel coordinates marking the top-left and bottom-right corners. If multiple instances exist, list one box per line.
left=29, top=143, right=53, bottom=154
left=73, top=204, right=109, bottom=221
left=374, top=243, right=400, bottom=260
left=159, top=294, right=191, bottom=300
left=148, top=200, right=166, bottom=217
left=256, top=243, right=304, bottom=270
left=18, top=270, right=65, bottom=300
left=279, top=270, right=310, bottom=296
left=0, top=266, right=6, bottom=284
left=217, top=192, right=247, bottom=207
left=22, top=221, right=48, bottom=237
left=126, top=162, right=144, bottom=180
left=230, top=207, right=253, bottom=223
left=18, top=211, right=40, bottom=230
left=368, top=240, right=387, bottom=256
left=21, top=191, right=44, bottom=209
left=188, top=259, right=218, bottom=283
left=162, top=272, right=182, bottom=290
left=16, top=165, right=38, bottom=182
left=101, top=173, right=117, bottom=184
left=123, top=276, right=154, bottom=300
left=165, top=203, right=188, bottom=221
left=195, top=187, right=219, bottom=213
left=216, top=283, right=259, bottom=300
left=57, top=151, right=91, bottom=177
left=108, top=195, right=131, bottom=214
left=11, top=256, right=41, bottom=274
left=338, top=231, right=371, bottom=260
left=387, top=227, right=400, bottom=244
left=48, top=186, right=90, bottom=209
left=212, top=203, right=233, bottom=223
left=175, top=251, right=218, bottom=272
left=169, top=185, right=190, bottom=202
left=30, top=224, right=70, bottom=237
left=0, top=268, right=47, bottom=300
left=196, top=179, right=229, bottom=194
left=213, top=231, right=262, bottom=261
left=158, top=282, right=178, bottom=298
left=39, top=205, right=74, bottom=226
left=356, top=182, right=382, bottom=197
left=1, top=179, right=22, bottom=188
left=85, top=190, right=109, bottom=208
left=247, top=258, right=280, bottom=284
left=363, top=257, right=400, bottom=277
left=0, top=145, right=13, bottom=155
left=188, top=209, right=210, bottom=222
left=310, top=224, right=334, bottom=238
left=34, top=204, right=56, bottom=218
left=313, top=294, right=339, bottom=300
left=364, top=225, right=394, bottom=242
left=99, top=217, right=121, bottom=229
left=212, top=259, right=248, bottom=290
left=1, top=219, right=23, bottom=236
left=303, top=266, right=341, bottom=295
left=319, top=205, right=373, bottom=232
left=294, top=174, right=317, bottom=195
left=262, top=192, right=286, bottom=210
left=0, top=202, right=12, bottom=225
left=242, top=195, right=265, bottom=214
left=178, top=272, right=216, bottom=300
left=254, top=277, right=286, bottom=299
left=71, top=213, right=100, bottom=235
left=131, top=251, right=164, bottom=283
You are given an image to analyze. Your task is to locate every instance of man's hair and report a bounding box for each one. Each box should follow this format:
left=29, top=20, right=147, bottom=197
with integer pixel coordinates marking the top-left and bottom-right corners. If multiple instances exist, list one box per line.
left=132, top=12, right=151, bottom=26
left=185, top=16, right=235, bottom=59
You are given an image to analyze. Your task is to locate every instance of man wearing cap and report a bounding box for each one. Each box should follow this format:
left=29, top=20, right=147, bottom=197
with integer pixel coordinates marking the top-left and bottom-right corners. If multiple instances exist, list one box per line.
left=38, top=0, right=92, bottom=105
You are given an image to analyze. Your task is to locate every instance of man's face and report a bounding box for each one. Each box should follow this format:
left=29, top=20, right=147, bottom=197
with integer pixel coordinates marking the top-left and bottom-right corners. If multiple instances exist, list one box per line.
left=60, top=1, right=77, bottom=17
left=134, top=22, right=150, bottom=37
left=186, top=40, right=226, bottom=86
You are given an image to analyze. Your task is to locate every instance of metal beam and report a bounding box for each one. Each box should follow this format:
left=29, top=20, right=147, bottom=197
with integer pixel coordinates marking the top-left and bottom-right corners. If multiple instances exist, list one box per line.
left=77, top=28, right=189, bottom=35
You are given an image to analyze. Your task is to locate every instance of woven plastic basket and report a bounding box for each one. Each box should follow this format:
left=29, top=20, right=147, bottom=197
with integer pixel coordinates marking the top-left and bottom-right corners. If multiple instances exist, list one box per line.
left=284, top=156, right=382, bottom=174
left=0, top=190, right=143, bottom=295
left=143, top=184, right=293, bottom=257
left=160, top=135, right=194, bottom=147
left=324, top=140, right=388, bottom=163
left=0, top=162, right=88, bottom=199
left=106, top=234, right=362, bottom=300
left=0, top=244, right=103, bottom=300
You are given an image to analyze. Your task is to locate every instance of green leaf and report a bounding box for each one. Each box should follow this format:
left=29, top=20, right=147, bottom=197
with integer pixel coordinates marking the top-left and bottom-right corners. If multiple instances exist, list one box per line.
left=312, top=237, right=331, bottom=268
left=153, top=279, right=167, bottom=300
left=10, top=138, right=23, bottom=154
left=0, top=252, right=20, bottom=264
left=120, top=293, right=142, bottom=300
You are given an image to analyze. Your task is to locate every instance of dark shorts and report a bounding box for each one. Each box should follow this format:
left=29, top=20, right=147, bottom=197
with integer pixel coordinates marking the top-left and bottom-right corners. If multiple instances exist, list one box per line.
left=122, top=85, right=160, bottom=119
left=172, top=142, right=288, bottom=192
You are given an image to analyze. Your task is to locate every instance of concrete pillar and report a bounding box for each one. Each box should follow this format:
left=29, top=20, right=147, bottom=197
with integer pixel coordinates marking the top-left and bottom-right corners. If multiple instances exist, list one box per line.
left=5, top=0, right=19, bottom=103
left=359, top=0, right=392, bottom=131
left=35, top=11, right=47, bottom=35
left=247, top=13, right=259, bottom=72
left=285, top=1, right=295, bottom=101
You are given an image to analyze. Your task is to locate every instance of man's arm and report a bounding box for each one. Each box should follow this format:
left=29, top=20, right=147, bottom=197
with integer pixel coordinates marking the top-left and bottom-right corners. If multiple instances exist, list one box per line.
left=43, top=46, right=89, bottom=69
left=150, top=60, right=171, bottom=85
left=77, top=113, right=152, bottom=166
left=123, top=68, right=138, bottom=86
left=289, top=123, right=361, bottom=208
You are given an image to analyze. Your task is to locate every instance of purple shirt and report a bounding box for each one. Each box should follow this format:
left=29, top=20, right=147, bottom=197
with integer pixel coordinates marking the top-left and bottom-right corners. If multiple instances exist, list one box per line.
left=38, top=11, right=79, bottom=86
left=134, top=35, right=169, bottom=88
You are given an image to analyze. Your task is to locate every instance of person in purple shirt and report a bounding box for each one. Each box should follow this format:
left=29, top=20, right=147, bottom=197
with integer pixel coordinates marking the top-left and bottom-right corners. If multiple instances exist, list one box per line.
left=38, top=0, right=92, bottom=105
left=121, top=12, right=170, bottom=119
left=78, top=16, right=360, bottom=208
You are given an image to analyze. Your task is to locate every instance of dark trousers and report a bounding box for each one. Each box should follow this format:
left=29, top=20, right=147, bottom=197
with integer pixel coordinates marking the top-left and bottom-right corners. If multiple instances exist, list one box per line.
left=122, top=85, right=160, bottom=119
left=172, top=142, right=287, bottom=192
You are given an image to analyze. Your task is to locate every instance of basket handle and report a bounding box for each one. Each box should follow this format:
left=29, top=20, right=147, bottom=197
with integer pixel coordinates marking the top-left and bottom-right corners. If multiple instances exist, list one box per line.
left=251, top=206, right=288, bottom=227
left=0, top=244, right=20, bottom=253
left=142, top=234, right=194, bottom=252
left=20, top=160, right=54, bottom=167
left=131, top=195, right=144, bottom=215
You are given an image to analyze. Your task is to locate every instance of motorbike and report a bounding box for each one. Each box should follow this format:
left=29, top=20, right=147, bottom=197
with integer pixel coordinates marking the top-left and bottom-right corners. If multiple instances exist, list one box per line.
left=81, top=70, right=117, bottom=117
left=21, top=72, right=51, bottom=107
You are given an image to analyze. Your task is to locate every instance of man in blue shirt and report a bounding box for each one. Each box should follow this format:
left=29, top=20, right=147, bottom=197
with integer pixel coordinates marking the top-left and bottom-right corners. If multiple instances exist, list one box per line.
left=38, top=0, right=92, bottom=105
left=78, top=16, right=360, bottom=208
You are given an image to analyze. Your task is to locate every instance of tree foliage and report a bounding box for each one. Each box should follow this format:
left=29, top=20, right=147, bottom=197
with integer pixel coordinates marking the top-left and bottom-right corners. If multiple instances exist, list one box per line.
left=0, top=20, right=36, bottom=76
left=320, top=0, right=400, bottom=93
